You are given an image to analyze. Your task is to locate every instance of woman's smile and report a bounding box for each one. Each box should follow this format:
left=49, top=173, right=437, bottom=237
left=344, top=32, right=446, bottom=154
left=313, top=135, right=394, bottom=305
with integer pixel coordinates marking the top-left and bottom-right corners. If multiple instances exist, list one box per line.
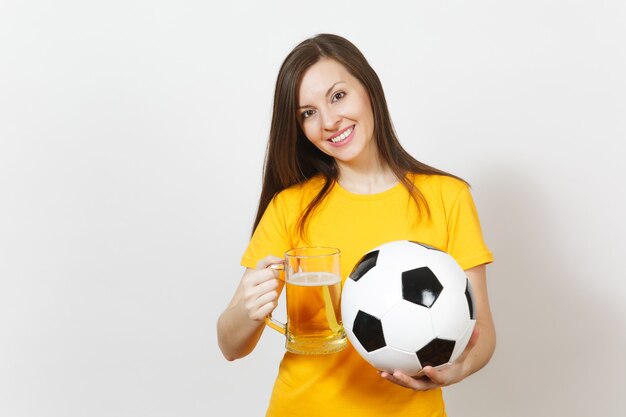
left=327, top=125, right=355, bottom=146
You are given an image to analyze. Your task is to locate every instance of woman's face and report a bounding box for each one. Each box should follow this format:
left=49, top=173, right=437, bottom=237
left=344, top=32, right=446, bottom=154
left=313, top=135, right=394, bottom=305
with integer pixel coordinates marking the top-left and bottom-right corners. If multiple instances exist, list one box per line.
left=297, top=58, right=376, bottom=167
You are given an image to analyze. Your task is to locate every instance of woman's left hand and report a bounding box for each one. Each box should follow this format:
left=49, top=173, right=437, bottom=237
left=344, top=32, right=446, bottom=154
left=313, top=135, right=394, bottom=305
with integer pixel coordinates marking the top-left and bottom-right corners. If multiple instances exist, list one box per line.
left=379, top=326, right=479, bottom=390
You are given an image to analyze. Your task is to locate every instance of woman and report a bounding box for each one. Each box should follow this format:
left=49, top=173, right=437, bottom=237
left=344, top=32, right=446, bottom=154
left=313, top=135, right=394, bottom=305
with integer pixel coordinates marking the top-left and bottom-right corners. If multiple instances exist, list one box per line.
left=217, top=33, right=496, bottom=416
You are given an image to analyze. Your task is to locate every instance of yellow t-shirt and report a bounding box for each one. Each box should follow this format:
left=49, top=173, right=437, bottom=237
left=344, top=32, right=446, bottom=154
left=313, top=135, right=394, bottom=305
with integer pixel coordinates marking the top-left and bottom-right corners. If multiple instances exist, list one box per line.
left=241, top=173, right=493, bottom=417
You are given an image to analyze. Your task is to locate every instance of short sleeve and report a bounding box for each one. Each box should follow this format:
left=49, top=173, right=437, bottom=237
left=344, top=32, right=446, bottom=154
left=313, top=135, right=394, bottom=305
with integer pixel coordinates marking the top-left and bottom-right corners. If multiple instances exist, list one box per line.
left=240, top=194, right=292, bottom=269
left=446, top=185, right=494, bottom=270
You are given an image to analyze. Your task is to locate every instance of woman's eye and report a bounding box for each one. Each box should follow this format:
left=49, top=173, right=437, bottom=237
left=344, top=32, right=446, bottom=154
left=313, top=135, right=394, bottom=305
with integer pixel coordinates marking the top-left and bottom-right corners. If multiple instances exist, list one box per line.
left=332, top=91, right=346, bottom=102
left=301, top=109, right=315, bottom=119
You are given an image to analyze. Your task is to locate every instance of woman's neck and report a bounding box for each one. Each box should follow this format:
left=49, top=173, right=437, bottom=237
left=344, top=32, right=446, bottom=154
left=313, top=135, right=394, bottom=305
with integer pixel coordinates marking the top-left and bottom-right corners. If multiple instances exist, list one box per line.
left=336, top=160, right=398, bottom=194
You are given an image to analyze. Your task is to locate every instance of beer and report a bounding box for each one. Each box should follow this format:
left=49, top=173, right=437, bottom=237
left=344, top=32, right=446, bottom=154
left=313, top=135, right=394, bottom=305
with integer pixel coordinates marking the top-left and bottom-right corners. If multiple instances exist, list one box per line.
left=285, top=272, right=347, bottom=354
left=264, top=246, right=347, bottom=355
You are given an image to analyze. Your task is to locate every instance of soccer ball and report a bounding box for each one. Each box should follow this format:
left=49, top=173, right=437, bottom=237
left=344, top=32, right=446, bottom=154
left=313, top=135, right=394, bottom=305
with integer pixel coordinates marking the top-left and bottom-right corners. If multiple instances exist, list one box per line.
left=341, top=240, right=476, bottom=376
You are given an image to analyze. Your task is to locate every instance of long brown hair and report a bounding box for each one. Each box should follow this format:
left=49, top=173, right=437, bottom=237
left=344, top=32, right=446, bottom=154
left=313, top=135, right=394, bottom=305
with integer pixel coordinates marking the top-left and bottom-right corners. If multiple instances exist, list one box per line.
left=253, top=33, right=465, bottom=238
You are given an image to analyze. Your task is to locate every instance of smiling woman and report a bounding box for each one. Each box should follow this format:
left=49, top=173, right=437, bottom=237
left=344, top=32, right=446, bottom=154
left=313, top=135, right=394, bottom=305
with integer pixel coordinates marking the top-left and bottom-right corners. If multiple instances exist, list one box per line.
left=297, top=59, right=375, bottom=168
left=216, top=33, right=495, bottom=417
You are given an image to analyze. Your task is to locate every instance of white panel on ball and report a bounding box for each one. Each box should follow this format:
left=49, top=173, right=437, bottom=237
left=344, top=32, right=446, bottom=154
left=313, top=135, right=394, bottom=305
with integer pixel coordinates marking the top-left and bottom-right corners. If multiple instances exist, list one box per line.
left=347, top=267, right=402, bottom=319
left=366, top=346, right=423, bottom=376
left=429, top=291, right=471, bottom=340
left=380, top=301, right=434, bottom=352
left=375, top=241, right=429, bottom=274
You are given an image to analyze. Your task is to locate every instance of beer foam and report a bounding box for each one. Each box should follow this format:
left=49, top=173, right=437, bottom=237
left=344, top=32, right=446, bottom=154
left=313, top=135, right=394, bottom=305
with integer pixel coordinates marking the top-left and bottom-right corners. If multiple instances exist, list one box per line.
left=288, top=272, right=341, bottom=286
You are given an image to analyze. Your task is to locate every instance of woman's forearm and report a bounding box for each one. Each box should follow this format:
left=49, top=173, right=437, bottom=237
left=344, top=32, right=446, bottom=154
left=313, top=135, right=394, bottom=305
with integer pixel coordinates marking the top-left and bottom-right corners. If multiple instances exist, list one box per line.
left=462, top=264, right=496, bottom=378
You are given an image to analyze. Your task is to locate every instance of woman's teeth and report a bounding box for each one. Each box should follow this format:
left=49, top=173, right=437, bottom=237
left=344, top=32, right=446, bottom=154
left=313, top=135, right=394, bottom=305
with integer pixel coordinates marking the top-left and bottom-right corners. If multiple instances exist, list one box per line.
left=330, top=127, right=353, bottom=143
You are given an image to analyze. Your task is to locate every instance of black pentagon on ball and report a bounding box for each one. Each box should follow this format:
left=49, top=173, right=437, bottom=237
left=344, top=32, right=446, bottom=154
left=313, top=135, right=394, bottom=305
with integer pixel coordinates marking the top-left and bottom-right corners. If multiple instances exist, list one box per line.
left=353, top=310, right=386, bottom=352
left=401, top=267, right=443, bottom=308
left=465, top=279, right=475, bottom=319
left=349, top=250, right=379, bottom=282
left=416, top=338, right=456, bottom=367
left=409, top=241, right=443, bottom=252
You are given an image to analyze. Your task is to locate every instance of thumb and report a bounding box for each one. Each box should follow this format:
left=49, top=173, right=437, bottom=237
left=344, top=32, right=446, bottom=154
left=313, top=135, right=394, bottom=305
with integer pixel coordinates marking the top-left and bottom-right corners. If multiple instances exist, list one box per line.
left=256, top=255, right=284, bottom=270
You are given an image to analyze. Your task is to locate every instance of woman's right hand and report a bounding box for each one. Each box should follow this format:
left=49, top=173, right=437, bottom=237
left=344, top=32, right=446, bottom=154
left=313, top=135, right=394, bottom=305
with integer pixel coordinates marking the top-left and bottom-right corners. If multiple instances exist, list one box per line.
left=240, top=256, right=285, bottom=321
left=217, top=255, right=285, bottom=360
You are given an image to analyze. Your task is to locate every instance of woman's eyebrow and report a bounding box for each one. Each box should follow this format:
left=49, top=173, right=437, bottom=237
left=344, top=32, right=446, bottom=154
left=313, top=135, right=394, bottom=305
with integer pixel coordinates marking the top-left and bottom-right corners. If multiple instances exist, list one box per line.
left=297, top=81, right=345, bottom=109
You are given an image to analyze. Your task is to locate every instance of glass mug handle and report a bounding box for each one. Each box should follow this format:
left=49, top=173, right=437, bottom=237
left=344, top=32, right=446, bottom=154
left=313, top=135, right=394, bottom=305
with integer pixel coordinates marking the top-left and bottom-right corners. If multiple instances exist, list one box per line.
left=264, top=262, right=286, bottom=335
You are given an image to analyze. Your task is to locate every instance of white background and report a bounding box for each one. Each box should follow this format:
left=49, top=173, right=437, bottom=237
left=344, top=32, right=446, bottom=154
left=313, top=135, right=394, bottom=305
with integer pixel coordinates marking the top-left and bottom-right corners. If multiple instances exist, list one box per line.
left=1, top=1, right=625, bottom=416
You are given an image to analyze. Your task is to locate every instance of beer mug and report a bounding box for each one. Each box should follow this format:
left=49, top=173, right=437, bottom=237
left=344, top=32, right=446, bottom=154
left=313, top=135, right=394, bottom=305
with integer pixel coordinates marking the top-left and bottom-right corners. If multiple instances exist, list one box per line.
left=265, top=247, right=347, bottom=354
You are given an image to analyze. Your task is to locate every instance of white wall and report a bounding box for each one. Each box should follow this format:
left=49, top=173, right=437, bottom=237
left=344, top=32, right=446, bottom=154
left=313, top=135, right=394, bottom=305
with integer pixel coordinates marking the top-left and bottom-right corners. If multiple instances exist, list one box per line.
left=1, top=1, right=625, bottom=416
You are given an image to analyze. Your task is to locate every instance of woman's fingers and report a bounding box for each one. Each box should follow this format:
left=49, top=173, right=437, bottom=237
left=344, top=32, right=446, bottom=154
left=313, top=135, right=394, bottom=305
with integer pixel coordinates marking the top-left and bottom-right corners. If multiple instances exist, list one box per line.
left=379, top=371, right=440, bottom=391
left=256, top=255, right=284, bottom=270
left=241, top=261, right=283, bottom=320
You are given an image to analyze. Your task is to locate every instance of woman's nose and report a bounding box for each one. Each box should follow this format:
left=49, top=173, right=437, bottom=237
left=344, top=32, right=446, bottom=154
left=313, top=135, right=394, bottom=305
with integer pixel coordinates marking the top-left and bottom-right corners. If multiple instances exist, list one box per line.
left=321, top=110, right=341, bottom=131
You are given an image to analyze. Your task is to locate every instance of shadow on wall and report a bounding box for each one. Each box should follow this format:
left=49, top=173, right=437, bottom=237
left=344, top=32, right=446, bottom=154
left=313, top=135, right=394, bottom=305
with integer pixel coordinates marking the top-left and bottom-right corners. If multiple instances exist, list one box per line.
left=445, top=165, right=625, bottom=417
